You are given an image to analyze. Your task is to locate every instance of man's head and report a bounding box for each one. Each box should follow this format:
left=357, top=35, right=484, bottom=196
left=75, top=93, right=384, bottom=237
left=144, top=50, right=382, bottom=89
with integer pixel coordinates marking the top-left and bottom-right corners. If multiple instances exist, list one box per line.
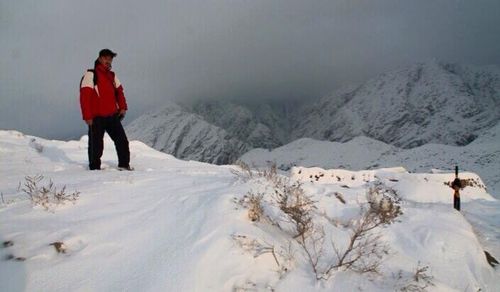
left=97, top=49, right=117, bottom=69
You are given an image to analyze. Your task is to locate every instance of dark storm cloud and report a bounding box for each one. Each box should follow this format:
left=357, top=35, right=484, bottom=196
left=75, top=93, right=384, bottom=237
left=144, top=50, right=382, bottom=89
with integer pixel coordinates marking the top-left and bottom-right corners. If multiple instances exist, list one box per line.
left=1, top=0, right=499, bottom=139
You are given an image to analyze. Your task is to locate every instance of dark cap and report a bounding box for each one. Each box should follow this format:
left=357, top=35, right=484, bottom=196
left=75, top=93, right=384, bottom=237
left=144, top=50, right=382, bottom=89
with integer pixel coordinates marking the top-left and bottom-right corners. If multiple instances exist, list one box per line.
left=99, top=48, right=117, bottom=58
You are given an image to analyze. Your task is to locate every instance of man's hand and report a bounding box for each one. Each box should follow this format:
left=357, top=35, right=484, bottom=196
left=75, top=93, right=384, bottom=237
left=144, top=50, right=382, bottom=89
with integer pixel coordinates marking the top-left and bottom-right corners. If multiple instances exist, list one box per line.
left=85, top=119, right=93, bottom=126
left=118, top=109, right=126, bottom=121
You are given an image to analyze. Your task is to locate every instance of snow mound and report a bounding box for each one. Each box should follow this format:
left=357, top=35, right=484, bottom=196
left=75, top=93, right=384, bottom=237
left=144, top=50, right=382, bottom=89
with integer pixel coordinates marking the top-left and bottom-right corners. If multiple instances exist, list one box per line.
left=291, top=166, right=494, bottom=203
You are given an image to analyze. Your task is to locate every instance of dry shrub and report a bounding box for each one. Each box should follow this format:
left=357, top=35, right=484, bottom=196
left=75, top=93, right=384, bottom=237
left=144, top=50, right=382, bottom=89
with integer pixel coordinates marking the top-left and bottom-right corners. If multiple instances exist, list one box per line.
left=237, top=192, right=265, bottom=222
left=260, top=163, right=278, bottom=183
left=233, top=164, right=395, bottom=282
left=367, top=181, right=403, bottom=224
left=231, top=161, right=280, bottom=185
left=21, top=174, right=80, bottom=212
left=396, top=262, right=435, bottom=292
left=231, top=234, right=293, bottom=276
left=271, top=176, right=390, bottom=280
left=444, top=178, right=486, bottom=190
left=274, top=181, right=315, bottom=239
left=231, top=160, right=254, bottom=182
left=248, top=193, right=264, bottom=222
left=328, top=207, right=390, bottom=276
left=270, top=178, right=326, bottom=278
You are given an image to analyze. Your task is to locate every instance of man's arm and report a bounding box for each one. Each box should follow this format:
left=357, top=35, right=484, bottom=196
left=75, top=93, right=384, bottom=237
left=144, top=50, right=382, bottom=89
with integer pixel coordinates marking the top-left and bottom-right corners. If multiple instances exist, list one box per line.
left=114, top=74, right=128, bottom=112
left=80, top=71, right=95, bottom=124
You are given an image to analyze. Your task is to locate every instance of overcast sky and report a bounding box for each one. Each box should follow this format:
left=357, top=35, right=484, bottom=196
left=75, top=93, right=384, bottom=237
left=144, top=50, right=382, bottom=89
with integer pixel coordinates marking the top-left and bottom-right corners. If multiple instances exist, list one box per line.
left=1, top=0, right=499, bottom=139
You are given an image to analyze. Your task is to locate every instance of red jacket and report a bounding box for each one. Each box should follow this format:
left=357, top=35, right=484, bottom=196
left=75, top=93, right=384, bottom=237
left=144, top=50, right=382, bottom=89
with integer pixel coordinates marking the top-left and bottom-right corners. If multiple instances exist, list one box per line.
left=80, top=63, right=128, bottom=120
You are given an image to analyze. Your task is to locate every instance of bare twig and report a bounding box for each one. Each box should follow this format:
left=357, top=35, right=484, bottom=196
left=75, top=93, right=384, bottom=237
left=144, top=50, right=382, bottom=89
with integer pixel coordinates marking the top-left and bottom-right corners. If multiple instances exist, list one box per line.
left=231, top=160, right=254, bottom=182
left=398, top=261, right=435, bottom=291
left=232, top=234, right=282, bottom=269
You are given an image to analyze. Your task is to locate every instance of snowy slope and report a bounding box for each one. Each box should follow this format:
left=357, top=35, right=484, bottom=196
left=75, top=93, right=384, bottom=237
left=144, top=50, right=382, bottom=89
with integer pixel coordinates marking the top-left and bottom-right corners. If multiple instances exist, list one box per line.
left=126, top=103, right=250, bottom=164
left=0, top=130, right=499, bottom=291
left=240, top=122, right=500, bottom=197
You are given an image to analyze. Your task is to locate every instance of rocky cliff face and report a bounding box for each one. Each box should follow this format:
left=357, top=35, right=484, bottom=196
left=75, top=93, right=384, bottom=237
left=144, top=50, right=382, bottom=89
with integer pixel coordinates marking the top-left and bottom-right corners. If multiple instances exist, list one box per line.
left=292, top=61, right=500, bottom=148
left=181, top=99, right=295, bottom=149
left=126, top=103, right=249, bottom=164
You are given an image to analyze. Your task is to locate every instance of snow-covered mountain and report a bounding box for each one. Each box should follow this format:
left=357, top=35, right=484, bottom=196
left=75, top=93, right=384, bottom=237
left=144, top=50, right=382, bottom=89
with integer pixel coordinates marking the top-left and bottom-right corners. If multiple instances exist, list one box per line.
left=126, top=102, right=249, bottom=164
left=241, top=122, right=500, bottom=197
left=292, top=61, right=500, bottom=148
left=126, top=61, right=500, bottom=165
left=0, top=130, right=498, bottom=291
left=126, top=99, right=299, bottom=164
left=179, top=99, right=293, bottom=149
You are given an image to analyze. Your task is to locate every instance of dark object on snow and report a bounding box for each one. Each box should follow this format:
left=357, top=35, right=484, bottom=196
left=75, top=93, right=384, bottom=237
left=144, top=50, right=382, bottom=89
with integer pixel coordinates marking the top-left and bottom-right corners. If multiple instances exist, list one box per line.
left=334, top=192, right=346, bottom=204
left=2, top=240, right=14, bottom=248
left=4, top=254, right=25, bottom=261
left=485, top=251, right=499, bottom=267
left=50, top=242, right=67, bottom=254
left=450, top=166, right=464, bottom=211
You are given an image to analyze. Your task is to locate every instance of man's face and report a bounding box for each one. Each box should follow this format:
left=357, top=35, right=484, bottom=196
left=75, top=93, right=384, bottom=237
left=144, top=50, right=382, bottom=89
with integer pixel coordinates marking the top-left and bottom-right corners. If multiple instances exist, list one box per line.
left=98, top=55, right=113, bottom=69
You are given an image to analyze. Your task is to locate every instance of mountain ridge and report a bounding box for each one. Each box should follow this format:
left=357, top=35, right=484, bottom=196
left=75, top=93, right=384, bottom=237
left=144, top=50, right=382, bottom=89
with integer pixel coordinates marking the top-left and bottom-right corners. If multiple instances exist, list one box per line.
left=126, top=61, right=500, bottom=164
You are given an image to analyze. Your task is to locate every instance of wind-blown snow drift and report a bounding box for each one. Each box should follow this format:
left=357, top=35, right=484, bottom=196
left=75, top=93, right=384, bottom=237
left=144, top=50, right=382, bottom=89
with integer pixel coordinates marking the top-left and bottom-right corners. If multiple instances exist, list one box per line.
left=0, top=130, right=498, bottom=291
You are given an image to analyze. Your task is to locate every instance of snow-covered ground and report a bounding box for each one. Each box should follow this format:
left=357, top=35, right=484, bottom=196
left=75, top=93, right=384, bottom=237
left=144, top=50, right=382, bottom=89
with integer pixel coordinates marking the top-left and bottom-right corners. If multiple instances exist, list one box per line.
left=0, top=130, right=498, bottom=291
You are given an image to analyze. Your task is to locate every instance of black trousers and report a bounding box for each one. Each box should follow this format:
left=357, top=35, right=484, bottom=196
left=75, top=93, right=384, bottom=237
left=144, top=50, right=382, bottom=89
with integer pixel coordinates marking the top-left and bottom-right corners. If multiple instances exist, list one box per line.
left=88, top=114, right=130, bottom=170
left=453, top=195, right=460, bottom=211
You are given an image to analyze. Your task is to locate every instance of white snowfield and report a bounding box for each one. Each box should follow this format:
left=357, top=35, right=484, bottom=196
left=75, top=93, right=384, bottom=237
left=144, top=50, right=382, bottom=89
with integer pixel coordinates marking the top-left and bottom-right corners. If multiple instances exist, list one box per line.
left=0, top=130, right=499, bottom=291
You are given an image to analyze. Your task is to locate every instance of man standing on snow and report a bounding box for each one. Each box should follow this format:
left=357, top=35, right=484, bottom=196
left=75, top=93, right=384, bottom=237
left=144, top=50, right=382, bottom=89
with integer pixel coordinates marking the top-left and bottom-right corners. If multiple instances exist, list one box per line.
left=79, top=49, right=133, bottom=171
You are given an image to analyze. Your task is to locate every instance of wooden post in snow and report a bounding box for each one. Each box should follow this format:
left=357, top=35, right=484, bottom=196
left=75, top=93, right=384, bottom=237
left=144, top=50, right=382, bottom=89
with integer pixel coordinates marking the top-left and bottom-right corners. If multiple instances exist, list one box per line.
left=451, top=165, right=463, bottom=211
